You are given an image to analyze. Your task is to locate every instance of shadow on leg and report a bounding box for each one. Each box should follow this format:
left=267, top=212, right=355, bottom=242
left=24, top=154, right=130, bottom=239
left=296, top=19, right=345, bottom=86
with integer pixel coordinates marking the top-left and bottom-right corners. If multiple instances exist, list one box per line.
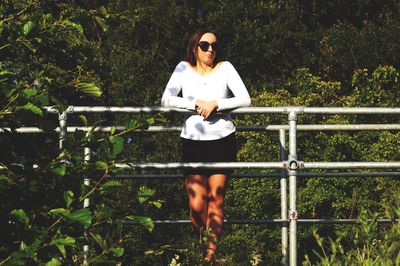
left=204, top=173, right=228, bottom=263
left=186, top=174, right=209, bottom=235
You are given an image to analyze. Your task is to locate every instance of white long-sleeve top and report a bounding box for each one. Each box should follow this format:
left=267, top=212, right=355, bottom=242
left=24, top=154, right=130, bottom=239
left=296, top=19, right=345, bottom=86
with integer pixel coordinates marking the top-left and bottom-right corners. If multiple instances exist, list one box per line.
left=161, top=61, right=251, bottom=140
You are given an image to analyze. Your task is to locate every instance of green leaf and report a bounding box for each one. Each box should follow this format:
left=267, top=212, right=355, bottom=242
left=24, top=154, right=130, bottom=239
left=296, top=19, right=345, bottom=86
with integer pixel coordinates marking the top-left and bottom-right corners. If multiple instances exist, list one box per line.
left=91, top=233, right=106, bottom=249
left=100, top=180, right=122, bottom=191
left=19, top=103, right=43, bottom=116
left=146, top=117, right=155, bottom=126
left=110, top=136, right=124, bottom=158
left=110, top=126, right=116, bottom=135
left=109, top=247, right=124, bottom=257
left=387, top=241, right=399, bottom=255
left=125, top=119, right=140, bottom=131
left=95, top=161, right=108, bottom=172
left=45, top=257, right=62, bottom=266
left=138, top=186, right=156, bottom=204
left=77, top=81, right=102, bottom=97
left=10, top=209, right=29, bottom=225
left=79, top=115, right=88, bottom=126
left=0, top=70, right=15, bottom=77
left=0, top=174, right=12, bottom=185
left=37, top=95, right=49, bottom=106
left=62, top=20, right=83, bottom=34
left=9, top=249, right=32, bottom=265
left=50, top=236, right=75, bottom=258
left=67, top=208, right=92, bottom=228
left=55, top=244, right=66, bottom=258
left=94, top=204, right=115, bottom=220
left=43, top=13, right=52, bottom=21
left=155, top=117, right=167, bottom=124
left=23, top=21, right=34, bottom=36
left=50, top=163, right=66, bottom=176
left=95, top=16, right=109, bottom=32
left=22, top=88, right=38, bottom=98
left=132, top=216, right=154, bottom=232
left=50, top=236, right=76, bottom=246
left=88, top=256, right=114, bottom=264
left=63, top=191, right=74, bottom=208
left=65, top=34, right=82, bottom=46
left=149, top=200, right=164, bottom=209
left=48, top=208, right=69, bottom=217
left=99, top=6, right=110, bottom=18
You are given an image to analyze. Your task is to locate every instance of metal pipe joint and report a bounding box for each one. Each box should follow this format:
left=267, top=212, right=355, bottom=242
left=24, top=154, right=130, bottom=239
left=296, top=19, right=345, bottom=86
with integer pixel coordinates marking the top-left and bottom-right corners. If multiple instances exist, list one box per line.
left=284, top=160, right=304, bottom=170
left=283, top=107, right=304, bottom=115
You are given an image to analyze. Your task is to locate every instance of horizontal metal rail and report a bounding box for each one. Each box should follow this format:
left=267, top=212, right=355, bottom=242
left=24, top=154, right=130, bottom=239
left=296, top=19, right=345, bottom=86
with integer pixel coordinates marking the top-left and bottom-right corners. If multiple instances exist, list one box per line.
left=123, top=218, right=397, bottom=225
left=115, top=162, right=285, bottom=170
left=108, top=172, right=400, bottom=179
left=114, top=161, right=400, bottom=170
left=6, top=162, right=398, bottom=172
left=43, top=106, right=400, bottom=115
left=1, top=164, right=398, bottom=177
left=4, top=124, right=400, bottom=133
left=304, top=162, right=400, bottom=169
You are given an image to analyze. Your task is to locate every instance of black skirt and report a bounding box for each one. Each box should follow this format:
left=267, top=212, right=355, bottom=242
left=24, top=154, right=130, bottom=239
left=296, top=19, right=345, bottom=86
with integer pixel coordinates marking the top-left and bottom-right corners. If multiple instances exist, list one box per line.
left=181, top=132, right=237, bottom=175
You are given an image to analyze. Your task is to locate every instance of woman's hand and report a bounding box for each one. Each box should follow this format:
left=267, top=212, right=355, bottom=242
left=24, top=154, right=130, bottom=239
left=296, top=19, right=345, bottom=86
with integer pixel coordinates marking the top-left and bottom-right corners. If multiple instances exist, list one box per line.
left=195, top=100, right=218, bottom=119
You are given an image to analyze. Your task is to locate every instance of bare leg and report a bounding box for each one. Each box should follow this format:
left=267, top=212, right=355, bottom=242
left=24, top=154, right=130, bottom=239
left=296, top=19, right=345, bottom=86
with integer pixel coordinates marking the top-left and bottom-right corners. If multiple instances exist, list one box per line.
left=204, top=173, right=228, bottom=262
left=185, top=174, right=209, bottom=234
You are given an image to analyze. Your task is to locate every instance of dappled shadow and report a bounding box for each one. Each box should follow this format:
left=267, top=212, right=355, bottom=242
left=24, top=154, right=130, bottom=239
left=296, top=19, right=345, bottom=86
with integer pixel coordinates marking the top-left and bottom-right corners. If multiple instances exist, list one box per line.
left=186, top=174, right=208, bottom=232
left=185, top=174, right=228, bottom=240
left=174, top=62, right=187, bottom=73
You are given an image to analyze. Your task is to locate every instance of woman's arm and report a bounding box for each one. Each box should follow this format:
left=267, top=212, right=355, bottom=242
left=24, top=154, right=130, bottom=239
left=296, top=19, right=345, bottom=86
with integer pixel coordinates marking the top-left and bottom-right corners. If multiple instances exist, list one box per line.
left=161, top=62, right=196, bottom=110
left=216, top=62, right=251, bottom=111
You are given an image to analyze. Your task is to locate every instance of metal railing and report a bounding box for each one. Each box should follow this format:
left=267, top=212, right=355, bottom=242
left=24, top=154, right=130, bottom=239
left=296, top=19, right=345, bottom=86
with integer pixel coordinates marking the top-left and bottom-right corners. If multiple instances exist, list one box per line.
left=2, top=106, right=400, bottom=266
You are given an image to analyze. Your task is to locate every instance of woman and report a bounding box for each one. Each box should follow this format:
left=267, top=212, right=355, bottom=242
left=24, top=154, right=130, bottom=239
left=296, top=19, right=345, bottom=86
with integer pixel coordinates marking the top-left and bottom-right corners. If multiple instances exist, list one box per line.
left=161, top=28, right=251, bottom=263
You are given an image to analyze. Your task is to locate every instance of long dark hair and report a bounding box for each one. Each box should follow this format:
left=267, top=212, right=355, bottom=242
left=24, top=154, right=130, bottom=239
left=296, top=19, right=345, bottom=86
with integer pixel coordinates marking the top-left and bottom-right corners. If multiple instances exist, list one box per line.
left=184, top=28, right=222, bottom=67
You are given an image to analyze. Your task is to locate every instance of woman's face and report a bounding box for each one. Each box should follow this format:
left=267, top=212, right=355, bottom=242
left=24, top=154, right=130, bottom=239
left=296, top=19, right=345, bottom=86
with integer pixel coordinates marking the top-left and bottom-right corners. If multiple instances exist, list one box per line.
left=195, top=32, right=218, bottom=67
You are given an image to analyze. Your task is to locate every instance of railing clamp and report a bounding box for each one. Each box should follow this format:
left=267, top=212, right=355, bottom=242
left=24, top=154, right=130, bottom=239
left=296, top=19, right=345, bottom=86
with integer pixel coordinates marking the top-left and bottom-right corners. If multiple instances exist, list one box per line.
left=58, top=110, right=67, bottom=120
left=282, top=106, right=305, bottom=115
left=283, top=160, right=304, bottom=170
left=289, top=209, right=298, bottom=221
left=46, top=106, right=59, bottom=114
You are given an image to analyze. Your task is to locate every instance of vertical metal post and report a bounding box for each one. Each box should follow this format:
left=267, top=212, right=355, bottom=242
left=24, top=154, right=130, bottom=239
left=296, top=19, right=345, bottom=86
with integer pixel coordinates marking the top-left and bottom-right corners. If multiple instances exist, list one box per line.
left=288, top=111, right=298, bottom=266
left=83, top=147, right=91, bottom=208
left=280, top=129, right=288, bottom=265
left=58, top=111, right=67, bottom=150
left=83, top=147, right=91, bottom=264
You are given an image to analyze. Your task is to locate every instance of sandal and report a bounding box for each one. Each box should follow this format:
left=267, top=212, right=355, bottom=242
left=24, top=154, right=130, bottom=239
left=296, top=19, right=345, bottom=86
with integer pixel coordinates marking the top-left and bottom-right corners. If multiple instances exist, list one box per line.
left=204, top=247, right=215, bottom=263
left=203, top=248, right=220, bottom=265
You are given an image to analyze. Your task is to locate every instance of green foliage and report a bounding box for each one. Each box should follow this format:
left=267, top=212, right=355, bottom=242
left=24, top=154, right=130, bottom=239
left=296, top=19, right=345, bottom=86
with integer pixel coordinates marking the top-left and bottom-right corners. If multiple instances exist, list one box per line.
left=303, top=203, right=400, bottom=265
left=0, top=1, right=156, bottom=265
left=352, top=66, right=400, bottom=107
left=76, top=82, right=103, bottom=98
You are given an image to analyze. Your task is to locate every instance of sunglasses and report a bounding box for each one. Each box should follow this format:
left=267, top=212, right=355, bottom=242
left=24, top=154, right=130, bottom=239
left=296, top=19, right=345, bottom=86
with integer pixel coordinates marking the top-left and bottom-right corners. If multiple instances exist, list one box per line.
left=198, top=41, right=219, bottom=52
